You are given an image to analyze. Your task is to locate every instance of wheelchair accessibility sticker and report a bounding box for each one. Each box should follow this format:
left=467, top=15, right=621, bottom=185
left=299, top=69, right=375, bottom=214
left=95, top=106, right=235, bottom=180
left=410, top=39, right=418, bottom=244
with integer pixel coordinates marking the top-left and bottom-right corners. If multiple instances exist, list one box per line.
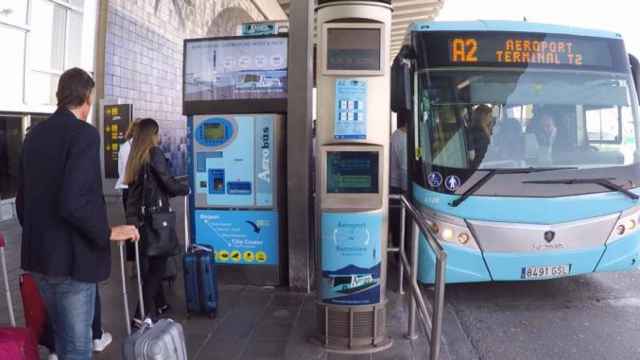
left=428, top=172, right=443, bottom=188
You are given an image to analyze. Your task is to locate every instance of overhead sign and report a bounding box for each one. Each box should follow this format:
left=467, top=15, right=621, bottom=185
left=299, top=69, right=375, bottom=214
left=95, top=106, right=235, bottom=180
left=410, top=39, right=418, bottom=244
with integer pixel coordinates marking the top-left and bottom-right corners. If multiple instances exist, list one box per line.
left=184, top=36, right=288, bottom=103
left=241, top=22, right=279, bottom=36
left=450, top=37, right=605, bottom=66
left=415, top=32, right=626, bottom=72
left=103, top=104, right=132, bottom=179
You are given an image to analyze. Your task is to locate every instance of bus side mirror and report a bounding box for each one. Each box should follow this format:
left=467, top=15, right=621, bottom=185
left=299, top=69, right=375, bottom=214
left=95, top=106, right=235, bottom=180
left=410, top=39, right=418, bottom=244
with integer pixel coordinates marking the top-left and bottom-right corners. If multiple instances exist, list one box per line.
left=391, top=60, right=412, bottom=112
left=630, top=54, right=640, bottom=102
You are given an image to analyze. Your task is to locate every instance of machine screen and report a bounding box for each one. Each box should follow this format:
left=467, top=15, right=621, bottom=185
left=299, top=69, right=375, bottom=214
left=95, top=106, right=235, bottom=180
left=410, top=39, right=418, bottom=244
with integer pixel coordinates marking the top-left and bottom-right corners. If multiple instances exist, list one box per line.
left=327, top=151, right=379, bottom=193
left=327, top=28, right=381, bottom=71
left=204, top=123, right=225, bottom=141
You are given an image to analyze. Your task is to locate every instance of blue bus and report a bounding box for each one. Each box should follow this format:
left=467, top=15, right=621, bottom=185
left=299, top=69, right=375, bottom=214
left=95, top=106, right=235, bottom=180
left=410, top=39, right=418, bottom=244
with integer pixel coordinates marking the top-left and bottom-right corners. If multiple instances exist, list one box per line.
left=391, top=21, right=640, bottom=283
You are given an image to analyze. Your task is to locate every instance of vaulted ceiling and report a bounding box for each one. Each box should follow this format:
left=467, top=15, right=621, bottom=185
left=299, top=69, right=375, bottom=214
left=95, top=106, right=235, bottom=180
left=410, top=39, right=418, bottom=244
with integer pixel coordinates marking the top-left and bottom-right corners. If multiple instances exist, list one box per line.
left=276, top=0, right=445, bottom=58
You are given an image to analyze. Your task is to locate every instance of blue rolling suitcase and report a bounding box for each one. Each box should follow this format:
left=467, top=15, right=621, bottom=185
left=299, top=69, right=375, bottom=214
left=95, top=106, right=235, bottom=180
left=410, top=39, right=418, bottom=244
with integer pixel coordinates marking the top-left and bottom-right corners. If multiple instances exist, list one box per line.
left=183, top=244, right=218, bottom=318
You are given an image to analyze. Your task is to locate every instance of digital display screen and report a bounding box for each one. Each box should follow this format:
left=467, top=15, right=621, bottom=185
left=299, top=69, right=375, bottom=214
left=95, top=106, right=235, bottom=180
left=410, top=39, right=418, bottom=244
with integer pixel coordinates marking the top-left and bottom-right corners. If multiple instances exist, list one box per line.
left=414, top=32, right=626, bottom=72
left=327, top=151, right=379, bottom=194
left=184, top=36, right=288, bottom=102
left=204, top=124, right=224, bottom=141
left=327, top=28, right=381, bottom=71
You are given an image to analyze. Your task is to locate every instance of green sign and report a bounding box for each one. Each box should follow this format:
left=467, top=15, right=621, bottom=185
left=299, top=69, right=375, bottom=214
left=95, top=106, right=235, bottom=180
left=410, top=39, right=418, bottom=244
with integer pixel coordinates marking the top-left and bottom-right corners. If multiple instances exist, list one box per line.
left=242, top=22, right=277, bottom=36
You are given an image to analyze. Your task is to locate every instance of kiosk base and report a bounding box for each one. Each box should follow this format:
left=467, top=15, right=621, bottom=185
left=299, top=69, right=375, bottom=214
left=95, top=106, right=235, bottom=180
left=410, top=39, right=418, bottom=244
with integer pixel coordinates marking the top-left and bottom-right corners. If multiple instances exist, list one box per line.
left=315, top=302, right=392, bottom=354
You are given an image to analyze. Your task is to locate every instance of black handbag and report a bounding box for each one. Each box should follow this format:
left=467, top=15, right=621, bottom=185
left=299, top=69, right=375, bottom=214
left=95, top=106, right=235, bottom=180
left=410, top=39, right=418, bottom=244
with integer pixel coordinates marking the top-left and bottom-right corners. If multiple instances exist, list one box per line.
left=140, top=164, right=179, bottom=257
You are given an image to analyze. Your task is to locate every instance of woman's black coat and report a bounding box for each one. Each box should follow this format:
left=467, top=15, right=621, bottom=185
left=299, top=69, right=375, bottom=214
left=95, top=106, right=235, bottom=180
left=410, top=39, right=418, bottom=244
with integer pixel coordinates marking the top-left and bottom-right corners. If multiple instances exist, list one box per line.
left=126, top=146, right=189, bottom=225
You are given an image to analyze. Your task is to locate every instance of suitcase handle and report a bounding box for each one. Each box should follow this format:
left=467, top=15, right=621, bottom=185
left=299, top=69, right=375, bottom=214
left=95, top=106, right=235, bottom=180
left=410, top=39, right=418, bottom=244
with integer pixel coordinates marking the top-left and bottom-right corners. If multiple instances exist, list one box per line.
left=184, top=196, right=190, bottom=253
left=0, top=232, right=16, bottom=327
left=119, top=240, right=145, bottom=336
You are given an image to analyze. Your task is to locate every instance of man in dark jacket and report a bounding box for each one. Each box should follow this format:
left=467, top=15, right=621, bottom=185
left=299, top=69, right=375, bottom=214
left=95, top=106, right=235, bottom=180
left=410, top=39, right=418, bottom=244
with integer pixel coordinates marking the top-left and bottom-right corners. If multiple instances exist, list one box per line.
left=16, top=68, right=139, bottom=360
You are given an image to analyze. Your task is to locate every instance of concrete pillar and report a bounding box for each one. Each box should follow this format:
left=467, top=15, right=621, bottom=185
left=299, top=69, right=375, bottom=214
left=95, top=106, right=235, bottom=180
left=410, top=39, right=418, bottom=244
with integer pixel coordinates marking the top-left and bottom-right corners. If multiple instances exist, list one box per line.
left=286, top=0, right=314, bottom=292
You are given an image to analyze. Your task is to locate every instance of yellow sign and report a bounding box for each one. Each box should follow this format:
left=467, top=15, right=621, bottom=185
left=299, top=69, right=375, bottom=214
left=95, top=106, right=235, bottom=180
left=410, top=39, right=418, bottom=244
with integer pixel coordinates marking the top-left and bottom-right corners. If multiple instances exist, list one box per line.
left=230, top=250, right=241, bottom=262
left=217, top=250, right=230, bottom=262
left=496, top=39, right=582, bottom=65
left=243, top=251, right=254, bottom=263
left=451, top=38, right=478, bottom=63
left=255, top=251, right=267, bottom=263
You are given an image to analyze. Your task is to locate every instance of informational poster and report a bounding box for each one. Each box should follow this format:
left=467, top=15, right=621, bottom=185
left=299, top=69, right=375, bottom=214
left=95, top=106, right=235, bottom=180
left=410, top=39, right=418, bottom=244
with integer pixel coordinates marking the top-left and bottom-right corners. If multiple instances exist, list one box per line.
left=334, top=79, right=367, bottom=140
left=194, top=209, right=278, bottom=266
left=184, top=37, right=288, bottom=102
left=320, top=211, right=382, bottom=305
left=103, top=104, right=132, bottom=179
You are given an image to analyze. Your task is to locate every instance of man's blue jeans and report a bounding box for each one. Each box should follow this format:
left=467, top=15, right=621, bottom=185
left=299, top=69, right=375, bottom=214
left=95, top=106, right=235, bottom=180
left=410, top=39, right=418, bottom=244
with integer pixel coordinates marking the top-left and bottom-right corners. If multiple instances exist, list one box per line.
left=34, top=274, right=96, bottom=360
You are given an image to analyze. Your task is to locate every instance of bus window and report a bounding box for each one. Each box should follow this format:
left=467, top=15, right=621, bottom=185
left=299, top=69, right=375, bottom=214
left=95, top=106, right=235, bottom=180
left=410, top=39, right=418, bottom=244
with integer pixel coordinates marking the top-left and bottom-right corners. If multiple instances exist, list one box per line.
left=585, top=106, right=621, bottom=143
left=417, top=70, right=636, bottom=170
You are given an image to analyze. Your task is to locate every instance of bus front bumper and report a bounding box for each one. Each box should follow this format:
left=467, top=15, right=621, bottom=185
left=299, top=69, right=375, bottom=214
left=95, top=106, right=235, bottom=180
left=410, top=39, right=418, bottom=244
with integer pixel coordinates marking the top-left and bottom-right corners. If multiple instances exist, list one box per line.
left=418, top=232, right=640, bottom=284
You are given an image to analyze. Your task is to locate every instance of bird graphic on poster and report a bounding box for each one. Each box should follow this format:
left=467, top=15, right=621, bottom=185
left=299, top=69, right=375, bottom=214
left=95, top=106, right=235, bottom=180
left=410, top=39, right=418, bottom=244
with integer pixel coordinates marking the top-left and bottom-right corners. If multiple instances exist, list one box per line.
left=246, top=221, right=261, bottom=234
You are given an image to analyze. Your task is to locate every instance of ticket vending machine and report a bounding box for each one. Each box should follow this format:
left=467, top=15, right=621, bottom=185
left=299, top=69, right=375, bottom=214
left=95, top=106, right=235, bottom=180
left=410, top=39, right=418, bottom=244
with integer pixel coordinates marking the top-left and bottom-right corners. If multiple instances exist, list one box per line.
left=183, top=35, right=288, bottom=285
left=315, top=0, right=392, bottom=353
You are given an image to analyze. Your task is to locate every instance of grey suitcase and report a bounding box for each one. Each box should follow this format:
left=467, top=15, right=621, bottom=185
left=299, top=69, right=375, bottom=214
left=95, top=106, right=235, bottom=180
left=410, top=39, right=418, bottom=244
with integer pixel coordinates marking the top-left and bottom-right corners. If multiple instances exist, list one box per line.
left=119, top=241, right=188, bottom=359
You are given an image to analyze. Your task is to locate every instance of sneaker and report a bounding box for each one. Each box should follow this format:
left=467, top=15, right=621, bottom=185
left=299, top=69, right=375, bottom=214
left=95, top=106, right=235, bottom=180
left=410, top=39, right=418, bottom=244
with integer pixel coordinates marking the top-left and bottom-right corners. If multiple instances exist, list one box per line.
left=48, top=354, right=58, bottom=360
left=131, top=317, right=144, bottom=331
left=93, top=331, right=113, bottom=352
left=157, top=304, right=171, bottom=315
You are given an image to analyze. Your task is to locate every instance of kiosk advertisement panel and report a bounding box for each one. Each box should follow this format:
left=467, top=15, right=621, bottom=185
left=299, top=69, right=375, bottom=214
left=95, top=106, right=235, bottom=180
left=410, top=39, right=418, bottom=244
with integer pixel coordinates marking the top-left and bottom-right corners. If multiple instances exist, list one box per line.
left=184, top=34, right=288, bottom=286
left=320, top=211, right=382, bottom=305
left=187, top=113, right=284, bottom=285
left=184, top=37, right=287, bottom=101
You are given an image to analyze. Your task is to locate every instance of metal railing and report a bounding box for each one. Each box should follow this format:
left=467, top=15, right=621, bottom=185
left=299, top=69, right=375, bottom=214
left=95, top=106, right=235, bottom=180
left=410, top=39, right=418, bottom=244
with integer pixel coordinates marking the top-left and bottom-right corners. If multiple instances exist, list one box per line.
left=389, top=194, right=447, bottom=360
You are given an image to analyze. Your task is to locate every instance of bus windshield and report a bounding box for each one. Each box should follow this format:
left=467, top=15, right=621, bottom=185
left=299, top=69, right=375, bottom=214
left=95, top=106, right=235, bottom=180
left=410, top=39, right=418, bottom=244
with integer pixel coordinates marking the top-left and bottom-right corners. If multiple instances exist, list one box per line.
left=417, top=69, right=640, bottom=170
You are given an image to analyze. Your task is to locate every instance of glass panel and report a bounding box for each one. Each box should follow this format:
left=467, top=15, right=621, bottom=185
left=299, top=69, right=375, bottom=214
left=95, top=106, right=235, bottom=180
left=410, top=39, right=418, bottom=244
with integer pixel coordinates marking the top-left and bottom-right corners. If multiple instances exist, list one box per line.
left=586, top=107, right=620, bottom=142
left=327, top=28, right=381, bottom=71
left=418, top=69, right=639, bottom=170
left=0, top=115, right=24, bottom=200
left=66, top=11, right=83, bottom=68
left=0, top=0, right=29, bottom=25
left=0, top=25, right=25, bottom=106
left=30, top=0, right=67, bottom=72
left=29, top=72, right=59, bottom=105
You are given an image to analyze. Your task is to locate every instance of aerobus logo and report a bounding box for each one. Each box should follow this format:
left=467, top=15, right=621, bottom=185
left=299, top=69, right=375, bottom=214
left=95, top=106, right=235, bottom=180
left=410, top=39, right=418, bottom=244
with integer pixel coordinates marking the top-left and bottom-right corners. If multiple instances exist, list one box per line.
left=258, top=126, right=271, bottom=184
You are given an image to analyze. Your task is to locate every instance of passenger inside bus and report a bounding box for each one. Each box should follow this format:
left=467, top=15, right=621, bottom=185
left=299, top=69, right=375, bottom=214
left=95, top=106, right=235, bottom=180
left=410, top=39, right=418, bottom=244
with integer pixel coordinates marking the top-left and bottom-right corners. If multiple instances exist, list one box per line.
left=527, top=111, right=557, bottom=148
left=467, top=104, right=494, bottom=168
left=493, top=117, right=525, bottom=163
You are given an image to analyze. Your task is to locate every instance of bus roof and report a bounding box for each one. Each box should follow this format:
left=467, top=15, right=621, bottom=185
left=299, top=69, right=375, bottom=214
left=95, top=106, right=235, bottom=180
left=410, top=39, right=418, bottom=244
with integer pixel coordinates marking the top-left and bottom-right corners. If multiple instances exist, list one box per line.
left=410, top=20, right=622, bottom=40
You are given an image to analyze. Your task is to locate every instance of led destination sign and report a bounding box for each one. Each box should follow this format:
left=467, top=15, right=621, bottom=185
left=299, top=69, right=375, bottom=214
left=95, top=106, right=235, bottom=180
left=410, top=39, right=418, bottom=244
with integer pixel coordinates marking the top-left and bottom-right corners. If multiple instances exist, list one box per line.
left=450, top=35, right=613, bottom=67
left=451, top=37, right=597, bottom=66
left=414, top=32, right=626, bottom=71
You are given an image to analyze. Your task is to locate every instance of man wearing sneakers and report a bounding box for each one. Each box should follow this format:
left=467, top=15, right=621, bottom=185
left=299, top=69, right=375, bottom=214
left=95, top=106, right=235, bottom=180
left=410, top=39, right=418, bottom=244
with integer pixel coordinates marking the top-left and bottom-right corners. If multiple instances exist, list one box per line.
left=17, top=68, right=139, bottom=360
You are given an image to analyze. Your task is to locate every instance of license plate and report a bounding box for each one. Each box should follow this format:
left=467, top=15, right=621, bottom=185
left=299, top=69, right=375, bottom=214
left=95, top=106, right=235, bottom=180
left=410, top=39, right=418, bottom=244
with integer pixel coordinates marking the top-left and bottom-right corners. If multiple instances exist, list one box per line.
left=521, top=264, right=571, bottom=280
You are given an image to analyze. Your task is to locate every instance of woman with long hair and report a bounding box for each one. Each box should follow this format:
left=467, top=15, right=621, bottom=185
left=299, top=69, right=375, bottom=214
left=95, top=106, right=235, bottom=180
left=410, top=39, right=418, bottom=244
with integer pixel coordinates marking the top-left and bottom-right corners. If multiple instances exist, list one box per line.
left=125, top=118, right=189, bottom=325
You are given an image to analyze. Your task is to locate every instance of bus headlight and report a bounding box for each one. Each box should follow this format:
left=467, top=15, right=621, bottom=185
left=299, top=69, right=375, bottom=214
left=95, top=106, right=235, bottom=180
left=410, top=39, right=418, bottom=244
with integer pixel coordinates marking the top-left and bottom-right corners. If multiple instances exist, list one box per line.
left=421, top=208, right=479, bottom=250
left=607, top=208, right=640, bottom=244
